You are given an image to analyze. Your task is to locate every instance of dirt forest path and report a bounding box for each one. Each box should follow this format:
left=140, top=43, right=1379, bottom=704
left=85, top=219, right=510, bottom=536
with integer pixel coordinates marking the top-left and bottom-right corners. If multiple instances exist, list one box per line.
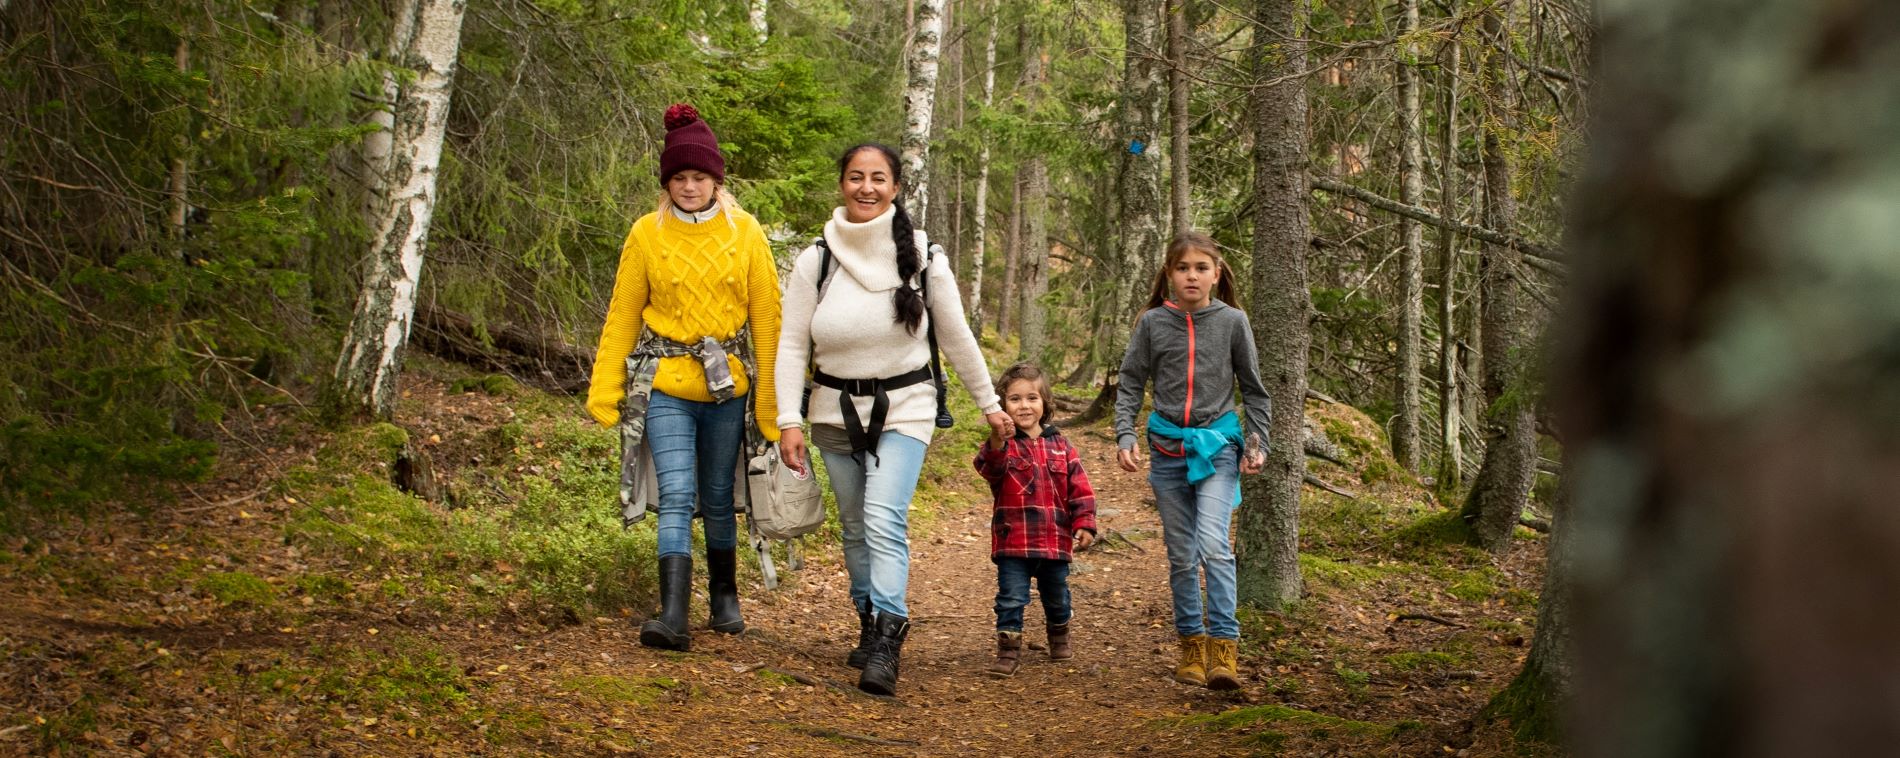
left=516, top=425, right=1256, bottom=756
left=1, top=369, right=1543, bottom=756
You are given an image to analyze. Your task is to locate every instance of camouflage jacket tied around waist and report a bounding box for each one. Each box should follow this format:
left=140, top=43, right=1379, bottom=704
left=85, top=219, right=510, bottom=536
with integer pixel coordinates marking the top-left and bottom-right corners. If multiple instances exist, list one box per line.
left=618, top=326, right=764, bottom=527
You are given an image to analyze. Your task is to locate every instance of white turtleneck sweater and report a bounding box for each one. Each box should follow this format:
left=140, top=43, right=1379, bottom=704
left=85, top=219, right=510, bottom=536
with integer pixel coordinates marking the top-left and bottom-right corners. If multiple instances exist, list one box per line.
left=775, top=206, right=1001, bottom=444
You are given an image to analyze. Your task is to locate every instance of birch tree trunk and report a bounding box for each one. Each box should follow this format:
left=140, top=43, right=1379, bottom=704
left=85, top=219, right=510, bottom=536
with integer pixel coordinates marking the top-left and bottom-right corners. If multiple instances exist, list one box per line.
left=967, top=5, right=998, bottom=327
left=749, top=0, right=768, bottom=44
left=1392, top=0, right=1424, bottom=472
left=167, top=35, right=189, bottom=242
left=1435, top=33, right=1463, bottom=494
left=1235, top=0, right=1309, bottom=609
left=332, top=0, right=468, bottom=420
left=1166, top=0, right=1191, bottom=236
left=1564, top=1, right=1900, bottom=753
left=361, top=0, right=419, bottom=225
left=901, top=0, right=943, bottom=226
left=1109, top=0, right=1167, bottom=369
left=1456, top=7, right=1537, bottom=554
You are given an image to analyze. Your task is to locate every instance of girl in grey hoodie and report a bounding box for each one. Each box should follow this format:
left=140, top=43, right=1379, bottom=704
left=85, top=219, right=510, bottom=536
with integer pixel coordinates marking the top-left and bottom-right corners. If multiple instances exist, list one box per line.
left=1114, top=232, right=1272, bottom=691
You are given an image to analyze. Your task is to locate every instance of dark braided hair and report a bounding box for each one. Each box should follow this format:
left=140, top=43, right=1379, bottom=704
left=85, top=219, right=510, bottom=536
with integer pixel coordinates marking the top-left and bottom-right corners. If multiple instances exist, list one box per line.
left=838, top=143, right=925, bottom=335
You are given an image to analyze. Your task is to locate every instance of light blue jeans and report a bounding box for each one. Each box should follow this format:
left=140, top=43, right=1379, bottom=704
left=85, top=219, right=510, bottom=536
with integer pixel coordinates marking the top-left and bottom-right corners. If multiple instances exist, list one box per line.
left=1149, top=441, right=1241, bottom=640
left=818, top=431, right=929, bottom=618
left=646, top=391, right=747, bottom=558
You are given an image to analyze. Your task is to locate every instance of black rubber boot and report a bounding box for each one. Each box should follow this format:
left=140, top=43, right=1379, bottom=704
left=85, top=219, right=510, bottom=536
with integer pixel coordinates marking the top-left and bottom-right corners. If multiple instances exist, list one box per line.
left=706, top=547, right=744, bottom=634
left=856, top=612, right=910, bottom=696
left=639, top=554, right=692, bottom=651
left=846, top=599, right=875, bottom=669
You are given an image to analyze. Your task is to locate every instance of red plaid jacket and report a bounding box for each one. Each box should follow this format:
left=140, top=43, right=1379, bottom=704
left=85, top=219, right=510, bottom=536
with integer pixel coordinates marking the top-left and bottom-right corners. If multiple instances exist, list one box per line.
left=973, top=426, right=1098, bottom=562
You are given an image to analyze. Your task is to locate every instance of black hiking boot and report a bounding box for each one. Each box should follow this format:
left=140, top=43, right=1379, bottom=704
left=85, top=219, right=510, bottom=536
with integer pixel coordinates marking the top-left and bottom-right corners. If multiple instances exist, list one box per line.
left=846, top=599, right=875, bottom=669
left=857, top=612, right=910, bottom=696
left=639, top=554, right=692, bottom=651
left=706, top=547, right=744, bottom=634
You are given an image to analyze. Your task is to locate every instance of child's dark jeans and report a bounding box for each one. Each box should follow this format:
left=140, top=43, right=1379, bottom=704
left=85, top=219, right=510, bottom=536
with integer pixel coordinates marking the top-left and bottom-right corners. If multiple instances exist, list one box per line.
left=994, top=557, right=1072, bottom=632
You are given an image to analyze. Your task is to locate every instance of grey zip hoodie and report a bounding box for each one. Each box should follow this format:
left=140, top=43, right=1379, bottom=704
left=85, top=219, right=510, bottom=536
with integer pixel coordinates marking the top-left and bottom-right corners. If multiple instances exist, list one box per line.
left=1114, top=300, right=1273, bottom=454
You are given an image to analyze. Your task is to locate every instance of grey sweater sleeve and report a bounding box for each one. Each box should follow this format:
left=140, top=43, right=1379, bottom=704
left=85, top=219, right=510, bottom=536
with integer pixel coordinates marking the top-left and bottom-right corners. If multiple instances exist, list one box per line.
left=1230, top=309, right=1273, bottom=455
left=1114, top=311, right=1155, bottom=450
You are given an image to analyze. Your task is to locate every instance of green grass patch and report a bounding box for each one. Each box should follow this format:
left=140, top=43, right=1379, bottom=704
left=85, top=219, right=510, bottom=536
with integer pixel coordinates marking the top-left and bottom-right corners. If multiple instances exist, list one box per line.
left=448, top=374, right=520, bottom=397
left=1389, top=510, right=1478, bottom=553
left=236, top=636, right=469, bottom=714
left=199, top=570, right=277, bottom=606
left=1299, top=554, right=1402, bottom=591
left=566, top=674, right=685, bottom=705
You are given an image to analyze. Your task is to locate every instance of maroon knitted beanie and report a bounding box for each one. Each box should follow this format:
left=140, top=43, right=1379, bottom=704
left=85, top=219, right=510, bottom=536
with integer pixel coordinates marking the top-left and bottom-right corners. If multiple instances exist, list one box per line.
left=658, top=103, right=726, bottom=186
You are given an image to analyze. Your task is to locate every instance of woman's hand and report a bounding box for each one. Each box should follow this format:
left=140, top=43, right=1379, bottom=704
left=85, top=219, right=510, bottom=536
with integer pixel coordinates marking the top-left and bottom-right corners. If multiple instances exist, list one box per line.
left=779, top=426, right=808, bottom=476
left=1117, top=447, right=1141, bottom=472
left=984, top=411, right=1014, bottom=441
left=1240, top=448, right=1266, bottom=475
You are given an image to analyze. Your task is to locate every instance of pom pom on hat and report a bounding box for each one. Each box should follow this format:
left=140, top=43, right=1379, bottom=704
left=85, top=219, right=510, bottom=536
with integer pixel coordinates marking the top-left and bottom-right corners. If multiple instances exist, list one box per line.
left=658, top=102, right=725, bottom=186
left=663, top=103, right=702, bottom=131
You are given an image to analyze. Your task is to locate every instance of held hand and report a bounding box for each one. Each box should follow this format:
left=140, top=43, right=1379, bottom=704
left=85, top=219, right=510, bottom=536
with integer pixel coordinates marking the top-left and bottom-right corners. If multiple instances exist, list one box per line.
left=1074, top=530, right=1096, bottom=551
left=1240, top=449, right=1266, bottom=475
left=984, top=411, right=1014, bottom=441
left=1117, top=447, right=1141, bottom=472
left=779, top=426, right=809, bottom=476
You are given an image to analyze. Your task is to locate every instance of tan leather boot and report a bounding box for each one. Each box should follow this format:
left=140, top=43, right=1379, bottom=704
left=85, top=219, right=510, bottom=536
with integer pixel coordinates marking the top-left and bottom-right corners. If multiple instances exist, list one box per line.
left=1173, top=634, right=1208, bottom=685
left=987, top=631, right=1023, bottom=678
left=1205, top=637, right=1242, bottom=690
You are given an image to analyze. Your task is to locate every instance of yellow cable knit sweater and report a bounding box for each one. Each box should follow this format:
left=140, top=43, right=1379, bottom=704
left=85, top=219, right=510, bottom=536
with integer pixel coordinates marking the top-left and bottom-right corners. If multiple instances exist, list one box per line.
left=586, top=207, right=781, bottom=441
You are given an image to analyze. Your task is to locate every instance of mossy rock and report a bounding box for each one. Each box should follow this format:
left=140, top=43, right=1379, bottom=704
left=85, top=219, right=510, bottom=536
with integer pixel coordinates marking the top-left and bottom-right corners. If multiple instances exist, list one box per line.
left=449, top=374, right=520, bottom=397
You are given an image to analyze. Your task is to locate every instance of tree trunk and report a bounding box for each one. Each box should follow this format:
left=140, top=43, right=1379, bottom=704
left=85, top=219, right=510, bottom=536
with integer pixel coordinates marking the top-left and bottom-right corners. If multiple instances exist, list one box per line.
left=999, top=169, right=1021, bottom=336
left=927, top=0, right=957, bottom=247
left=1018, top=53, right=1050, bottom=364
left=167, top=35, right=189, bottom=243
left=901, top=0, right=944, bottom=225
left=1392, top=0, right=1424, bottom=473
left=1235, top=0, right=1309, bottom=610
left=1166, top=0, right=1192, bottom=236
left=1456, top=7, right=1537, bottom=553
left=1562, top=2, right=1900, bottom=754
left=967, top=3, right=998, bottom=328
left=1435, top=32, right=1463, bottom=495
left=1486, top=455, right=1572, bottom=742
left=749, top=0, right=768, bottom=44
left=332, top=0, right=468, bottom=420
left=1109, top=0, right=1167, bottom=377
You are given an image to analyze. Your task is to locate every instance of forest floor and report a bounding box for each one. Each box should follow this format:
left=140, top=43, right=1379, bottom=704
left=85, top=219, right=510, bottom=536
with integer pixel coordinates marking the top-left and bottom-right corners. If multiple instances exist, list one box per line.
left=0, top=356, right=1558, bottom=756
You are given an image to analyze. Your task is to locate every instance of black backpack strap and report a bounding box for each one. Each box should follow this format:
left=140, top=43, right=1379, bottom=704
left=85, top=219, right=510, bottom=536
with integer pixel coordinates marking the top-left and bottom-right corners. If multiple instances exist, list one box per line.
left=924, top=243, right=952, bottom=428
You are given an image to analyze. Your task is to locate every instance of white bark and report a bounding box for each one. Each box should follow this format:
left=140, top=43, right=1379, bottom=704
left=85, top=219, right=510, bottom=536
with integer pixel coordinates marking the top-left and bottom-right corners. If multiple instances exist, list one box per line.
left=167, top=36, right=189, bottom=241
left=967, top=4, right=998, bottom=327
left=334, top=0, right=468, bottom=419
left=1436, top=33, right=1463, bottom=490
left=901, top=0, right=943, bottom=225
left=749, top=0, right=768, bottom=44
left=1113, top=0, right=1167, bottom=361
left=361, top=0, right=419, bottom=221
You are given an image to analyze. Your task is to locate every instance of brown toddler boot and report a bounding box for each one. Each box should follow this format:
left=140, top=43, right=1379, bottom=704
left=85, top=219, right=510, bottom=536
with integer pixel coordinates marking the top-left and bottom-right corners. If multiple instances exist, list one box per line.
left=1047, top=622, right=1073, bottom=661
left=987, top=631, right=1023, bottom=678
left=1173, top=634, right=1208, bottom=685
left=1205, top=637, right=1242, bottom=691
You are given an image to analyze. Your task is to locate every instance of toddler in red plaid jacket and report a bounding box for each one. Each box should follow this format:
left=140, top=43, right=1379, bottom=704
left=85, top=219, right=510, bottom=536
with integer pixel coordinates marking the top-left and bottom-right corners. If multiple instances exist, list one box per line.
left=972, top=363, right=1098, bottom=678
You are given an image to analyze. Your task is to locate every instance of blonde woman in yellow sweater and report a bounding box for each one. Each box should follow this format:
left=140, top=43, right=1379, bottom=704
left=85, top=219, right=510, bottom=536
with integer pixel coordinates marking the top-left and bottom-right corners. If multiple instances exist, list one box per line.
left=586, top=104, right=780, bottom=652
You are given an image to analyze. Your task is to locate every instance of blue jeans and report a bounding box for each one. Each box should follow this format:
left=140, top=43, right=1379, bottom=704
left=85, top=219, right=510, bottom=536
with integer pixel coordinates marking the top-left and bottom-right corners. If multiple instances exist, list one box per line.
left=994, top=557, right=1071, bottom=632
left=646, top=391, right=747, bottom=558
left=1149, top=441, right=1241, bottom=640
left=818, top=431, right=929, bottom=618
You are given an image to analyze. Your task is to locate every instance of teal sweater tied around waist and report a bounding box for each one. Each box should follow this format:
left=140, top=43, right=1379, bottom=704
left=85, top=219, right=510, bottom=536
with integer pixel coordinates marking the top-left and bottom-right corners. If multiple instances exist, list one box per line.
left=1146, top=410, right=1242, bottom=506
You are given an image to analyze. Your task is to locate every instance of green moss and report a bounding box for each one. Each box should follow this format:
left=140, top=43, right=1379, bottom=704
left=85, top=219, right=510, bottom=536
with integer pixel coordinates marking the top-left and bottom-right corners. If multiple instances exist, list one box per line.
left=199, top=570, right=277, bottom=606
left=756, top=669, right=800, bottom=687
left=1483, top=663, right=1563, bottom=744
left=1383, top=651, right=1460, bottom=672
left=566, top=674, right=684, bottom=705
left=1299, top=554, right=1400, bottom=591
left=449, top=374, right=520, bottom=397
left=1389, top=510, right=1478, bottom=553
left=293, top=573, right=351, bottom=600
left=238, top=637, right=468, bottom=714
